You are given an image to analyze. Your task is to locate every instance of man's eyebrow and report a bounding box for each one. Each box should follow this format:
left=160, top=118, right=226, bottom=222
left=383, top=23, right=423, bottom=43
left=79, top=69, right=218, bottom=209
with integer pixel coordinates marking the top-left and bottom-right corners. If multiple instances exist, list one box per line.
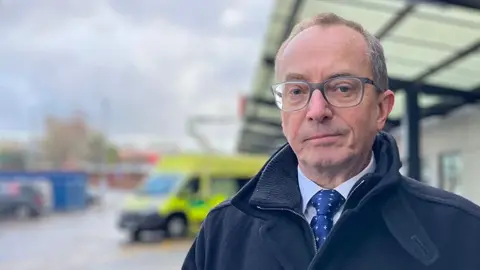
left=284, top=73, right=306, bottom=81
left=284, top=72, right=358, bottom=82
left=326, top=72, right=355, bottom=79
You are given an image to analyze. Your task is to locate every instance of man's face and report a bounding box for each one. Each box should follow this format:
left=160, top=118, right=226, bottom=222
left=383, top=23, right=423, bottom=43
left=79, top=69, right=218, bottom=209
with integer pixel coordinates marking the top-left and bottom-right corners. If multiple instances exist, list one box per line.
left=277, top=25, right=394, bottom=169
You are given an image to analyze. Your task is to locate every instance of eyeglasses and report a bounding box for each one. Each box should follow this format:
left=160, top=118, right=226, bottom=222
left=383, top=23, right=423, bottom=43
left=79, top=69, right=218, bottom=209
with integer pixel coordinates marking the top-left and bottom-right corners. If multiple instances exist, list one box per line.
left=271, top=76, right=381, bottom=112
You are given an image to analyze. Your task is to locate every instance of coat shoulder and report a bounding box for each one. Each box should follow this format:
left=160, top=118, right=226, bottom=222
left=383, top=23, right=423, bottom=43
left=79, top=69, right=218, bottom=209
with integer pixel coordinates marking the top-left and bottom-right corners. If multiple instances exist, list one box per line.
left=401, top=176, right=480, bottom=222
left=202, top=199, right=248, bottom=234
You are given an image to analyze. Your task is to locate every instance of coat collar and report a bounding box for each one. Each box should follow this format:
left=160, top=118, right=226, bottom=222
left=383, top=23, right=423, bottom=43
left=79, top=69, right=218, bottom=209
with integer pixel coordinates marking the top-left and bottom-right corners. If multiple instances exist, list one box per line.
left=247, top=131, right=403, bottom=213
left=249, top=144, right=303, bottom=212
left=236, top=132, right=439, bottom=267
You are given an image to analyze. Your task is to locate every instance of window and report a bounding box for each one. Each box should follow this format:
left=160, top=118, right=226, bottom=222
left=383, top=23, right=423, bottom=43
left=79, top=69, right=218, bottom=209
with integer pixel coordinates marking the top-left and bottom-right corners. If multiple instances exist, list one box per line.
left=137, top=173, right=184, bottom=196
left=184, top=177, right=200, bottom=195
left=211, top=177, right=250, bottom=198
left=421, top=158, right=434, bottom=186
left=438, top=152, right=462, bottom=195
left=399, top=157, right=431, bottom=185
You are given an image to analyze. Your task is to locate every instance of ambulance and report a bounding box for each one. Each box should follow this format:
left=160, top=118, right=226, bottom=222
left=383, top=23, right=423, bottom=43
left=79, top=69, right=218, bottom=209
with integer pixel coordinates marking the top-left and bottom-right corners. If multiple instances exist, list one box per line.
left=117, top=153, right=268, bottom=241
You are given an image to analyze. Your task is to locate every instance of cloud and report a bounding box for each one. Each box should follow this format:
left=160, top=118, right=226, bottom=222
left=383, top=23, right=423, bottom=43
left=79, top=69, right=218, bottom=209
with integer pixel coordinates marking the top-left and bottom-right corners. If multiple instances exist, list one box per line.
left=0, top=0, right=274, bottom=152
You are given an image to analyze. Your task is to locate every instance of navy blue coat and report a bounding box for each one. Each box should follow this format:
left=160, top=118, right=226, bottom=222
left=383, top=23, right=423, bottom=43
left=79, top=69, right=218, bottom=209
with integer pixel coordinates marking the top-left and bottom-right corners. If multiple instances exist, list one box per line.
left=182, top=132, right=480, bottom=270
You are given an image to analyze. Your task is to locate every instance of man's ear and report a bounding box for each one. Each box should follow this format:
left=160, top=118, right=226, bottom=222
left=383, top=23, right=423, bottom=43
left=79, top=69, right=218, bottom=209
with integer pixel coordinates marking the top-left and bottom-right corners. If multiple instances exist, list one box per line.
left=376, top=90, right=395, bottom=131
left=281, top=113, right=289, bottom=139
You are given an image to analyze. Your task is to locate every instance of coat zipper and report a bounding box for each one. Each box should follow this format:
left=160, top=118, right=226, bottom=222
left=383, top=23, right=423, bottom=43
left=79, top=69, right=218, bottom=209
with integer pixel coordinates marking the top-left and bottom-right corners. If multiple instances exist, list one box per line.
left=255, top=179, right=369, bottom=269
left=256, top=206, right=317, bottom=254
left=256, top=179, right=367, bottom=257
left=344, top=179, right=366, bottom=208
left=308, top=178, right=370, bottom=269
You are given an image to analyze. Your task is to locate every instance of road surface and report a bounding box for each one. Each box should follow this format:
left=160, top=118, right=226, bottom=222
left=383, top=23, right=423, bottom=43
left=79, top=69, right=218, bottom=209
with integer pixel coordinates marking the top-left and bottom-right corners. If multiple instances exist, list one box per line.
left=0, top=192, right=191, bottom=270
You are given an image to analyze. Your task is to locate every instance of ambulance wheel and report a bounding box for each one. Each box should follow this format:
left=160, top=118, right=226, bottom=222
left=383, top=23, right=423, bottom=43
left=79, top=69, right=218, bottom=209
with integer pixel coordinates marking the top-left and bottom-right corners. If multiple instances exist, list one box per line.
left=166, top=214, right=187, bottom=238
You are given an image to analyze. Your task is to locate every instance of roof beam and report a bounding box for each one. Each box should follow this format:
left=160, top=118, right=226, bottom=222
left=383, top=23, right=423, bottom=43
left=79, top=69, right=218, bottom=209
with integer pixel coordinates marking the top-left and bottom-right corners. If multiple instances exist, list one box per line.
left=418, top=0, right=480, bottom=10
left=420, top=101, right=463, bottom=118
left=376, top=3, right=416, bottom=39
left=249, top=96, right=276, bottom=107
left=240, top=127, right=285, bottom=141
left=387, top=84, right=480, bottom=128
left=418, top=84, right=480, bottom=101
left=420, top=83, right=480, bottom=118
left=414, top=39, right=480, bottom=81
left=239, top=135, right=285, bottom=151
left=282, top=0, right=305, bottom=41
left=244, top=116, right=282, bottom=130
left=262, top=0, right=305, bottom=71
left=390, top=78, right=480, bottom=101
left=238, top=140, right=279, bottom=154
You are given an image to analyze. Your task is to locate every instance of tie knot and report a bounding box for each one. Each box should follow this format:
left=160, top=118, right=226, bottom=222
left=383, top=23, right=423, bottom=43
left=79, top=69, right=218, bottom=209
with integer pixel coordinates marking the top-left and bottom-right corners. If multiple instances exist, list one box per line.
left=310, top=189, right=345, bottom=215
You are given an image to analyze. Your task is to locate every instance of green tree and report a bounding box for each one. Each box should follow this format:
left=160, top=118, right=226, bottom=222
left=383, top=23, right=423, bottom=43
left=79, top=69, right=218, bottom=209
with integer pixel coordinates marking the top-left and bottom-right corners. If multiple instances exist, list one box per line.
left=87, top=133, right=119, bottom=164
left=0, top=150, right=26, bottom=170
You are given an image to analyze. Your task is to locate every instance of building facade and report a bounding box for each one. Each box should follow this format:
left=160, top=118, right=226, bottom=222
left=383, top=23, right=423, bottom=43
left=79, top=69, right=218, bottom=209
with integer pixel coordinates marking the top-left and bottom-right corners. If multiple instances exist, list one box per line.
left=392, top=105, right=480, bottom=204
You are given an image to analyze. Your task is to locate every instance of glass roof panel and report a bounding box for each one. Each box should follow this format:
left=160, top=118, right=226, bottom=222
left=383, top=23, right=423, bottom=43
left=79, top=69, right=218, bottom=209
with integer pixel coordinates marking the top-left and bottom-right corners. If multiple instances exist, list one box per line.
left=423, top=52, right=480, bottom=90
left=424, top=66, right=480, bottom=90
left=300, top=1, right=399, bottom=34
left=386, top=61, right=430, bottom=80
left=450, top=52, right=480, bottom=73
left=261, top=0, right=298, bottom=58
left=254, top=104, right=280, bottom=120
left=391, top=14, right=480, bottom=49
left=414, top=3, right=480, bottom=25
left=382, top=38, right=455, bottom=80
left=382, top=39, right=454, bottom=65
left=353, top=0, right=407, bottom=9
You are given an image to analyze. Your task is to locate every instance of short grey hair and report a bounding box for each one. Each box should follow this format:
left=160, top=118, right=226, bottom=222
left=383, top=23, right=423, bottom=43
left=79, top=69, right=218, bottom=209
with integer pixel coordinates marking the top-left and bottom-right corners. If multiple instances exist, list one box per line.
left=275, top=13, right=389, bottom=91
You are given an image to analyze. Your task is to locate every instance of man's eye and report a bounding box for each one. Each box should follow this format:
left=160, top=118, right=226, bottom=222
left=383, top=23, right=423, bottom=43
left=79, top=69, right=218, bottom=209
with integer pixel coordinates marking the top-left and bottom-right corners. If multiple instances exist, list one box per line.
left=290, top=88, right=303, bottom=95
left=337, top=86, right=352, bottom=92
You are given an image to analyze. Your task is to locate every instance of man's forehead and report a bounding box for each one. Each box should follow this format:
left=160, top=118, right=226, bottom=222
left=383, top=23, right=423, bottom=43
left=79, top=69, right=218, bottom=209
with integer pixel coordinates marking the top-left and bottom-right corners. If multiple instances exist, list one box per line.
left=277, top=25, right=369, bottom=80
left=283, top=25, right=367, bottom=57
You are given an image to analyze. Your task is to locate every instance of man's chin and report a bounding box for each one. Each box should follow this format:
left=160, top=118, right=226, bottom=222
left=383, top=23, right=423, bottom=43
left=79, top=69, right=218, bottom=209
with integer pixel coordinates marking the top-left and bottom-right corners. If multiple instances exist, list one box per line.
left=302, top=149, right=351, bottom=168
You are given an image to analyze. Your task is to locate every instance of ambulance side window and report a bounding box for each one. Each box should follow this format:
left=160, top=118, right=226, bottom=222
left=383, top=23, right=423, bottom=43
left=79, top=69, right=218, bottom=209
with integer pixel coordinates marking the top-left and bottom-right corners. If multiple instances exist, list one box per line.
left=184, top=177, right=200, bottom=195
left=211, top=177, right=250, bottom=198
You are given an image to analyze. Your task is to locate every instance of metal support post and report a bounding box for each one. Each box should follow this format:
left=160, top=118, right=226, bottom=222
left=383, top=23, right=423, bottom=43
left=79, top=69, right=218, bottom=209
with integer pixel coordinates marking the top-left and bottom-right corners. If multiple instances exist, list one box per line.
left=404, top=87, right=421, bottom=181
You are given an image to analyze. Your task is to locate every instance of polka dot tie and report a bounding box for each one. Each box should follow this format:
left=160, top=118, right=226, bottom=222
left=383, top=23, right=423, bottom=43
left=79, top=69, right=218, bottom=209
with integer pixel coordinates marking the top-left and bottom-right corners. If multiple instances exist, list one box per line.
left=309, top=189, right=346, bottom=248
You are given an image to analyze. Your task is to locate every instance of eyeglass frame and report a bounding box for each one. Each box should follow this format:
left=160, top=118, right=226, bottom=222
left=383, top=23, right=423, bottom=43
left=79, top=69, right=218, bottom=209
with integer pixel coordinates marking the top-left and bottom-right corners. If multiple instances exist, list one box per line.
left=270, top=75, right=384, bottom=112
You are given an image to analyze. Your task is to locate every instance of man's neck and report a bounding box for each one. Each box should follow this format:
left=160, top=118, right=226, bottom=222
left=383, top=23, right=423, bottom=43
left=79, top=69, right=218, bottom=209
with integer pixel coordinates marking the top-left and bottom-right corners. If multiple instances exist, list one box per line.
left=299, top=152, right=373, bottom=189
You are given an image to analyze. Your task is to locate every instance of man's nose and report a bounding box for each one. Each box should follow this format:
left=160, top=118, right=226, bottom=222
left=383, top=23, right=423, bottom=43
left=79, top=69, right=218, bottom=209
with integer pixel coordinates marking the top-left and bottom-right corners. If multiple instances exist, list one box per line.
left=306, top=90, right=333, bottom=122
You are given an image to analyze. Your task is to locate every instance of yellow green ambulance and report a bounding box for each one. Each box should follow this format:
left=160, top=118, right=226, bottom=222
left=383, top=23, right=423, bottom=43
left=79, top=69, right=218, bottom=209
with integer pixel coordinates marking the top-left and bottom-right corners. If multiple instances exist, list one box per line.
left=117, top=153, right=268, bottom=241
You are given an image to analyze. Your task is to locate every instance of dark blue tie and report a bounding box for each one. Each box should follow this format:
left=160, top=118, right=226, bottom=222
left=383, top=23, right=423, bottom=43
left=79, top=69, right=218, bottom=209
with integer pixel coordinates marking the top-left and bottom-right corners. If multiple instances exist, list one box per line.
left=309, top=189, right=346, bottom=248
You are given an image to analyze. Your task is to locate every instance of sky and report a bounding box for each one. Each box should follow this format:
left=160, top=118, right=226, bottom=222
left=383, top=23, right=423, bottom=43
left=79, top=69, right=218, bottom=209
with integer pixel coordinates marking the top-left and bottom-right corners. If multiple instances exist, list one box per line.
left=0, top=0, right=275, bottom=152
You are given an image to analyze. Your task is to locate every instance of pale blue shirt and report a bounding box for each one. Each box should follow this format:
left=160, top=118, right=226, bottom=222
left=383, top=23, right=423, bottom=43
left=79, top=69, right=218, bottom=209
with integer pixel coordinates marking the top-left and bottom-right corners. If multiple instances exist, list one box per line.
left=298, top=152, right=376, bottom=224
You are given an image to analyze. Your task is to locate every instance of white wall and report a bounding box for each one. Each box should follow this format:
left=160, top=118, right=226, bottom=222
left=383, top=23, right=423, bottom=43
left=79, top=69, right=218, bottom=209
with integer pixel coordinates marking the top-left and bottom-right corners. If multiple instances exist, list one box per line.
left=391, top=105, right=480, bottom=205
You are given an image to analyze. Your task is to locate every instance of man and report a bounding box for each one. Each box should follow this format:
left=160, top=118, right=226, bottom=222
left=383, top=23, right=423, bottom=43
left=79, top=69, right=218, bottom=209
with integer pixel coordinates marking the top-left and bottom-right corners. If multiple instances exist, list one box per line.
left=182, top=13, right=480, bottom=270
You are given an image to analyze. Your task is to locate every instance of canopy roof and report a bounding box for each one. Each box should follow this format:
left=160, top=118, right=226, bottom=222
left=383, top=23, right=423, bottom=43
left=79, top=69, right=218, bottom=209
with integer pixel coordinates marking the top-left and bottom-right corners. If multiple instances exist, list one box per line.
left=237, top=0, right=480, bottom=154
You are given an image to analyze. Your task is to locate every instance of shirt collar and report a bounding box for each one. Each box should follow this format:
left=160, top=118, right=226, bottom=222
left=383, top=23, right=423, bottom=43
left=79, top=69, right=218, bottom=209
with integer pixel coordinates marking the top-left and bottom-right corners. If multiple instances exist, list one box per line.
left=298, top=151, right=376, bottom=213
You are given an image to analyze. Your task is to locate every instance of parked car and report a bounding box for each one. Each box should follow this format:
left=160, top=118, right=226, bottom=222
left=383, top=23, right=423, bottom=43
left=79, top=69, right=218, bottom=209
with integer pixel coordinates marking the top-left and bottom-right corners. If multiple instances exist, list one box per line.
left=86, top=186, right=101, bottom=206
left=0, top=182, right=45, bottom=219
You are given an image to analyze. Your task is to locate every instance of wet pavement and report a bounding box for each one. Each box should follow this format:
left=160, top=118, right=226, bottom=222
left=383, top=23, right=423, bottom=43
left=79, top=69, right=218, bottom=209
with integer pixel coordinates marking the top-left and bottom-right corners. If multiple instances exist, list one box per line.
left=0, top=192, right=191, bottom=270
